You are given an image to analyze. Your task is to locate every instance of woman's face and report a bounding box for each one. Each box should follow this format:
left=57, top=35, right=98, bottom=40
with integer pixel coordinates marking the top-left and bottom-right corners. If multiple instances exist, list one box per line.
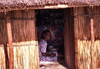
left=44, top=32, right=51, bottom=41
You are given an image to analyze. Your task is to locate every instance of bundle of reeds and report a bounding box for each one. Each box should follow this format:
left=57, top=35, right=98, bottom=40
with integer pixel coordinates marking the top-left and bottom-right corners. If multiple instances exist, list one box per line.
left=0, top=12, right=8, bottom=45
left=75, top=6, right=100, bottom=40
left=0, top=10, right=39, bottom=69
left=76, top=40, right=100, bottom=69
left=11, top=10, right=36, bottom=42
left=77, top=40, right=91, bottom=69
left=74, top=7, right=100, bottom=69
left=74, top=7, right=91, bottom=40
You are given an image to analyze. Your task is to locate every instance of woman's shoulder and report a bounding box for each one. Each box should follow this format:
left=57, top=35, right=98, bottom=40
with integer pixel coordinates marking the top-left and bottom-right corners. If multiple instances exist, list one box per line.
left=38, top=39, right=47, bottom=46
left=39, top=39, right=47, bottom=43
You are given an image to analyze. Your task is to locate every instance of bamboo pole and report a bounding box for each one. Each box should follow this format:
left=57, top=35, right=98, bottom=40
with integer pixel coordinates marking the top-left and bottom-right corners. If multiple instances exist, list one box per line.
left=6, top=12, right=14, bottom=69
left=87, top=7, right=95, bottom=69
left=32, top=10, right=40, bottom=69
left=90, top=16, right=95, bottom=69
left=74, top=7, right=79, bottom=69
left=4, top=44, right=9, bottom=69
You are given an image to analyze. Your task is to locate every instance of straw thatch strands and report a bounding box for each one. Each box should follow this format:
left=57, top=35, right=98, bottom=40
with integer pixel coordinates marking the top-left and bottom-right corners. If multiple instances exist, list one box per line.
left=0, top=0, right=100, bottom=12
left=0, top=0, right=100, bottom=8
left=0, top=41, right=39, bottom=69
left=74, top=6, right=100, bottom=69
left=76, top=40, right=100, bottom=69
left=13, top=41, right=39, bottom=69
left=0, top=9, right=39, bottom=69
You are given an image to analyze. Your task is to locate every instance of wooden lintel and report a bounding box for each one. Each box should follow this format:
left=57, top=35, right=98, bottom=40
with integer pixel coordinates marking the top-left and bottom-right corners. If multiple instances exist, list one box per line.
left=0, top=4, right=100, bottom=12
left=6, top=12, right=14, bottom=69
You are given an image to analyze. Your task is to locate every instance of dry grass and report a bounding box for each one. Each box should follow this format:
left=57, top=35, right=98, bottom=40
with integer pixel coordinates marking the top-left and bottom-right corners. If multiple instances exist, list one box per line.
left=76, top=40, right=100, bottom=69
left=0, top=10, right=39, bottom=69
left=74, top=6, right=100, bottom=69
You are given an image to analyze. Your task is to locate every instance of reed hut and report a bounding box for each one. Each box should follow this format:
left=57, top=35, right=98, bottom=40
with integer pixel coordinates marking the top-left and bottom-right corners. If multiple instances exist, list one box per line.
left=0, top=0, right=100, bottom=69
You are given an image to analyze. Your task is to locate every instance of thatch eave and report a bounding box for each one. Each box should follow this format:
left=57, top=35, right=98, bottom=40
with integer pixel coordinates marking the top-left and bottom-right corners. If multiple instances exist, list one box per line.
left=0, top=4, right=95, bottom=12
left=0, top=0, right=100, bottom=12
left=0, top=0, right=100, bottom=7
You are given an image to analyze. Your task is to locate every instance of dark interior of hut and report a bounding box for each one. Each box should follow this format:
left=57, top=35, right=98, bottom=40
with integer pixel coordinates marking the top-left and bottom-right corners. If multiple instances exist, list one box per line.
left=35, top=9, right=65, bottom=65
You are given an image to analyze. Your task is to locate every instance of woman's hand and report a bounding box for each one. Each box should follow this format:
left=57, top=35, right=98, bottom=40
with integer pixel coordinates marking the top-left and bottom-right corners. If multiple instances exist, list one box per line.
left=46, top=51, right=52, bottom=53
left=42, top=53, right=56, bottom=57
left=50, top=53, right=56, bottom=57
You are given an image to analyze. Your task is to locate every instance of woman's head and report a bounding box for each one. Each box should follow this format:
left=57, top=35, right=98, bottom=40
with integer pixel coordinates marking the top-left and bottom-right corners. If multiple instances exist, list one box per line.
left=41, top=30, right=51, bottom=41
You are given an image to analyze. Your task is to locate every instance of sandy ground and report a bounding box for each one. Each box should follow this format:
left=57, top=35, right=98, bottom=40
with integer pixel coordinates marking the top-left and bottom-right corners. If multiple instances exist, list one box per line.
left=40, top=63, right=68, bottom=69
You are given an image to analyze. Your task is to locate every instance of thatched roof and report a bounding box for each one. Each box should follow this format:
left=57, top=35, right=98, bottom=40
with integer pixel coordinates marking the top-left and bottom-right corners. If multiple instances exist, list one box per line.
left=0, top=0, right=100, bottom=12
left=0, top=0, right=100, bottom=7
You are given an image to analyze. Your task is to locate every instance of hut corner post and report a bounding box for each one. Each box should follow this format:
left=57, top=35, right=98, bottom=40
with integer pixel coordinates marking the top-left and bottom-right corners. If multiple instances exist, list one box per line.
left=4, top=44, right=9, bottom=69
left=88, top=7, right=95, bottom=69
left=6, top=12, right=14, bottom=69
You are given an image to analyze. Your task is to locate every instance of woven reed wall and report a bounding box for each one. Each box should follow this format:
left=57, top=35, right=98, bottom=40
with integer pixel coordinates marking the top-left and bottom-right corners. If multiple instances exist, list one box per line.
left=0, top=12, right=7, bottom=44
left=74, top=6, right=100, bottom=69
left=0, top=10, right=39, bottom=69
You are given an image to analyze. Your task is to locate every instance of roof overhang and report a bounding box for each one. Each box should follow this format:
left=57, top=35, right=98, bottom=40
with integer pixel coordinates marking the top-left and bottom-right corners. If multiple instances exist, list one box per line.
left=0, top=4, right=100, bottom=12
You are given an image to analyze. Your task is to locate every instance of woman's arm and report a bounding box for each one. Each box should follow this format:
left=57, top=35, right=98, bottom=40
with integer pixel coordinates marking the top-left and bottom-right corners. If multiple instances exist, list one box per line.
left=39, top=39, right=56, bottom=57
left=42, top=53, right=56, bottom=57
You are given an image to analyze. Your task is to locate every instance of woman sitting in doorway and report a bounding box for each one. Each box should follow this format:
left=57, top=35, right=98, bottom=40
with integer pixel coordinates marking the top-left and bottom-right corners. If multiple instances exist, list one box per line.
left=38, top=30, right=57, bottom=64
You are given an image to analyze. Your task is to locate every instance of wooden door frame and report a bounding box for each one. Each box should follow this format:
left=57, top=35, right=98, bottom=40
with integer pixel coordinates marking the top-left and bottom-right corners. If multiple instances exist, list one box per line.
left=64, top=8, right=75, bottom=69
